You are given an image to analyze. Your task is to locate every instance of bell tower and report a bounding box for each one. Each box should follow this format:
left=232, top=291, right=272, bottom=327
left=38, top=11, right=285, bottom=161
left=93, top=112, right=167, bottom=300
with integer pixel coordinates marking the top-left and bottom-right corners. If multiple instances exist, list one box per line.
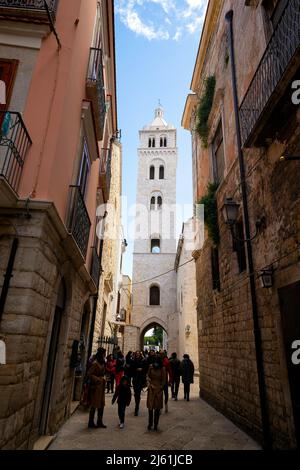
left=130, top=105, right=179, bottom=352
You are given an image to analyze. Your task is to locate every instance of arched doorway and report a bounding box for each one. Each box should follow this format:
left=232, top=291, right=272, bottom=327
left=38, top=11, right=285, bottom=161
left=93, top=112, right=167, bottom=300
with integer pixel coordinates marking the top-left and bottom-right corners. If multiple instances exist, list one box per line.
left=140, top=322, right=168, bottom=353
left=39, top=279, right=67, bottom=435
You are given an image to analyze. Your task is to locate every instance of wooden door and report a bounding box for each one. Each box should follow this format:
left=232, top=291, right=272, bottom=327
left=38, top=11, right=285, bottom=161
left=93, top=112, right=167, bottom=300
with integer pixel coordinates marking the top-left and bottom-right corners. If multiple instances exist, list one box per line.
left=278, top=282, right=300, bottom=447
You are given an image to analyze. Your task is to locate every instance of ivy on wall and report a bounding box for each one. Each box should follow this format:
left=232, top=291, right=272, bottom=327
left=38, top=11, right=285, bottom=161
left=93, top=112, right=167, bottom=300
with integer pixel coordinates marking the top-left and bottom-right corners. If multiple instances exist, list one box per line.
left=196, top=75, right=216, bottom=148
left=198, top=182, right=220, bottom=245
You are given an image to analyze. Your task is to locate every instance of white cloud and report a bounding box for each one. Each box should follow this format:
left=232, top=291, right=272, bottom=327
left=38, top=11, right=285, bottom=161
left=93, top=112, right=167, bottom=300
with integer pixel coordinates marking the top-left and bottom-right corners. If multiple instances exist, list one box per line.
left=116, top=0, right=208, bottom=41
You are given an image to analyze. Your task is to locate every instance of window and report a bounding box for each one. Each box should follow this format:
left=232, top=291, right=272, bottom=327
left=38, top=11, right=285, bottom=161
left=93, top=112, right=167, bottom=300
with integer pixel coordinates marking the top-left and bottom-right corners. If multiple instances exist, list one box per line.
left=0, top=59, right=18, bottom=124
left=149, top=138, right=152, bottom=148
left=211, top=247, right=221, bottom=291
left=157, top=196, right=162, bottom=208
left=234, top=221, right=247, bottom=273
left=78, top=140, right=91, bottom=199
left=150, top=165, right=155, bottom=179
left=150, top=196, right=156, bottom=210
left=151, top=239, right=160, bottom=254
left=151, top=138, right=155, bottom=148
left=150, top=285, right=160, bottom=306
left=160, top=137, right=167, bottom=147
left=159, top=165, right=165, bottom=180
left=212, top=121, right=225, bottom=184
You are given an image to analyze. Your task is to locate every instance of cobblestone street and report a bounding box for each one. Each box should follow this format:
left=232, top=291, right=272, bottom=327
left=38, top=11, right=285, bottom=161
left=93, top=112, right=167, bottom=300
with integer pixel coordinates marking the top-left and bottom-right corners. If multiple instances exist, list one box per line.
left=49, top=379, right=261, bottom=450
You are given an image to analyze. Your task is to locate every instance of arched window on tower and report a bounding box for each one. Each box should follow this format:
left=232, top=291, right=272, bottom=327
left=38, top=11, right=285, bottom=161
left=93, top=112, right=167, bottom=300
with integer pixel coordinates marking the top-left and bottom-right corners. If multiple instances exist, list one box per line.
left=152, top=138, right=155, bottom=148
left=157, top=196, right=162, bottom=208
left=160, top=138, right=163, bottom=147
left=150, top=166, right=155, bottom=180
left=164, top=137, right=167, bottom=147
left=151, top=238, right=161, bottom=254
left=159, top=166, right=165, bottom=180
left=150, top=285, right=160, bottom=306
left=148, top=138, right=152, bottom=148
left=150, top=196, right=156, bottom=210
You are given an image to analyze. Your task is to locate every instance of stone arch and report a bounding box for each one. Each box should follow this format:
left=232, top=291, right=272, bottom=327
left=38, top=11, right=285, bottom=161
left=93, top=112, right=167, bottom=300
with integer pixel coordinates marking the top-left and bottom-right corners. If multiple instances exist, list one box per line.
left=139, top=316, right=168, bottom=350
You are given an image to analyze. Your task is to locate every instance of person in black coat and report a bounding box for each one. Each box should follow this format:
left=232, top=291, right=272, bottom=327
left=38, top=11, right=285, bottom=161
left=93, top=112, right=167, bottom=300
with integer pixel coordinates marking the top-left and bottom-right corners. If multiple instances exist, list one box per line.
left=180, top=354, right=194, bottom=401
left=169, top=352, right=181, bottom=401
left=131, top=350, right=147, bottom=416
left=112, top=375, right=132, bottom=429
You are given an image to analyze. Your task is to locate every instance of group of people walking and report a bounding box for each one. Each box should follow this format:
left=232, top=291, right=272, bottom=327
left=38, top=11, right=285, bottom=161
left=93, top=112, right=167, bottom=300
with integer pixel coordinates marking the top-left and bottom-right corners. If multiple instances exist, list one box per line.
left=84, top=347, right=194, bottom=432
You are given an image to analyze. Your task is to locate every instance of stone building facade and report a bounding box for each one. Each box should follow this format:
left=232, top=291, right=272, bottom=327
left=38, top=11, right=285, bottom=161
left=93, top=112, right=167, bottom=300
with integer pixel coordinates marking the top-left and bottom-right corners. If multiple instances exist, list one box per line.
left=93, top=140, right=124, bottom=349
left=0, top=0, right=118, bottom=449
left=182, top=0, right=300, bottom=449
left=130, top=106, right=178, bottom=352
left=175, top=218, right=199, bottom=372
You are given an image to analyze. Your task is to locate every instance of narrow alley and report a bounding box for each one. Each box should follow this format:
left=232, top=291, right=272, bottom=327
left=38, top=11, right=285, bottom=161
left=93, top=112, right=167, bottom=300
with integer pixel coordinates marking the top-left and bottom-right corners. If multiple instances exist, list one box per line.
left=49, top=380, right=260, bottom=451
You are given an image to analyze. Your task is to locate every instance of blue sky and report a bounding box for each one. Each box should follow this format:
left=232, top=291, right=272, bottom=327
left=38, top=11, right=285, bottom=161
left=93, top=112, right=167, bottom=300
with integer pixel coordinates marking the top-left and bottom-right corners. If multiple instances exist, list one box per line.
left=114, top=0, right=208, bottom=277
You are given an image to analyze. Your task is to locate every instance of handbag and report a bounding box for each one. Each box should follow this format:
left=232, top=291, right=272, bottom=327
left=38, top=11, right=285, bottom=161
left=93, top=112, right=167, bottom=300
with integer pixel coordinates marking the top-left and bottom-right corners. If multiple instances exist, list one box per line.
left=80, top=377, right=92, bottom=407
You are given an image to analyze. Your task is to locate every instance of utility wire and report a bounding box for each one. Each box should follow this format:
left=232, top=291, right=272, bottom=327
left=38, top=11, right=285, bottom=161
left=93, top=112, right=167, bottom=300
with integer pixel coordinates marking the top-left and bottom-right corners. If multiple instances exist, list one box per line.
left=123, top=258, right=195, bottom=287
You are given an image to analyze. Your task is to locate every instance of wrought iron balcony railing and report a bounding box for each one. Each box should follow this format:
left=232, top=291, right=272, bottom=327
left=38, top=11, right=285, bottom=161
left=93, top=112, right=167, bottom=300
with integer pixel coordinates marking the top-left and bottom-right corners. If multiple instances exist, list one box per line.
left=99, top=147, right=112, bottom=202
left=0, top=111, right=32, bottom=193
left=66, top=185, right=91, bottom=259
left=86, top=48, right=106, bottom=141
left=90, top=246, right=101, bottom=287
left=239, top=0, right=300, bottom=147
left=0, top=0, right=59, bottom=23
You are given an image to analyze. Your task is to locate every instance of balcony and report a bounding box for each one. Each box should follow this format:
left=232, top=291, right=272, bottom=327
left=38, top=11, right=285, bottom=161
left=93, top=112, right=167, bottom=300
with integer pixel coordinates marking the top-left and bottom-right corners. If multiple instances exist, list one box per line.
left=0, top=111, right=31, bottom=194
left=0, top=0, right=59, bottom=24
left=66, top=186, right=91, bottom=259
left=90, top=246, right=101, bottom=287
left=239, top=0, right=300, bottom=147
left=86, top=48, right=106, bottom=142
left=99, top=148, right=112, bottom=202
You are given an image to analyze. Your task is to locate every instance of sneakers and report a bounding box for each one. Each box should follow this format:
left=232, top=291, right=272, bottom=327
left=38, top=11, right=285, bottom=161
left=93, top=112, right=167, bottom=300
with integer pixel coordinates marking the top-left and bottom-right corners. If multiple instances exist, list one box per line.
left=119, top=423, right=124, bottom=429
left=175, top=397, right=178, bottom=401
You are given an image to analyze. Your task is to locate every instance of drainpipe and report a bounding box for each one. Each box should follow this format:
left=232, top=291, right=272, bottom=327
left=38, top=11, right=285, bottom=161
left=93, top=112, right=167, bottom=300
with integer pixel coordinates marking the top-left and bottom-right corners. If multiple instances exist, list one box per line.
left=0, top=238, right=19, bottom=321
left=225, top=10, right=271, bottom=450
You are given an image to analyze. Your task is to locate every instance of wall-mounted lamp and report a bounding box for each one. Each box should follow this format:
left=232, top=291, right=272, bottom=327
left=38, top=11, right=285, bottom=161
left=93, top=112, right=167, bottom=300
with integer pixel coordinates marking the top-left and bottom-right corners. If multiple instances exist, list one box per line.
left=259, top=267, right=274, bottom=288
left=280, top=155, right=300, bottom=161
left=222, top=197, right=266, bottom=242
left=185, top=324, right=191, bottom=335
left=222, top=197, right=240, bottom=227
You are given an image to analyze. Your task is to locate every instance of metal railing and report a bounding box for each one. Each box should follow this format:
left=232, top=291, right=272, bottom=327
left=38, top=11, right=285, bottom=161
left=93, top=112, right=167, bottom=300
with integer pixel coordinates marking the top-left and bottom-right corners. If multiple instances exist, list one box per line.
left=97, top=336, right=118, bottom=357
left=0, top=0, right=59, bottom=21
left=87, top=47, right=106, bottom=140
left=90, top=246, right=101, bottom=287
left=239, top=0, right=300, bottom=147
left=66, top=185, right=91, bottom=259
left=0, top=111, right=32, bottom=193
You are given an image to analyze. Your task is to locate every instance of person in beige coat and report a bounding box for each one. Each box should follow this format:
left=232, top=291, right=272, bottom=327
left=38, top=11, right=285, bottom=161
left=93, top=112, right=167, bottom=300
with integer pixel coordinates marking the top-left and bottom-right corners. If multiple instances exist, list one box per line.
left=87, top=348, right=107, bottom=428
left=146, top=354, right=166, bottom=431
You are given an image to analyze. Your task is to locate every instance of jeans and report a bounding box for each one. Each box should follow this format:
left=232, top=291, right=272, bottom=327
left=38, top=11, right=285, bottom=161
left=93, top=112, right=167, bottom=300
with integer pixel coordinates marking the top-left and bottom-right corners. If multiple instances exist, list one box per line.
left=118, top=402, right=127, bottom=424
left=106, top=374, right=115, bottom=393
left=171, top=377, right=180, bottom=398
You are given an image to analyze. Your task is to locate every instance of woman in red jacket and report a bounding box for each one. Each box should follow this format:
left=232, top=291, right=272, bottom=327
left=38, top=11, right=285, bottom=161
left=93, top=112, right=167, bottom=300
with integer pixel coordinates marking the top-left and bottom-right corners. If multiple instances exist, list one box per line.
left=105, top=354, right=116, bottom=394
left=161, top=350, right=173, bottom=413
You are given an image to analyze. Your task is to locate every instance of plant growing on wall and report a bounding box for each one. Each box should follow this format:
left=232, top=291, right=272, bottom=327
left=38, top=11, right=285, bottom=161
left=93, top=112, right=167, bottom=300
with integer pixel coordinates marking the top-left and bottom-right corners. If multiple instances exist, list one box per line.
left=199, top=182, right=220, bottom=245
left=196, top=75, right=216, bottom=148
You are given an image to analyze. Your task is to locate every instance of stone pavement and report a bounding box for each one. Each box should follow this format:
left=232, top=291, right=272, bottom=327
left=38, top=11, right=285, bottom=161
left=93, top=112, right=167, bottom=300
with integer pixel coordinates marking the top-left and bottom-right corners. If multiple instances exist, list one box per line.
left=49, top=379, right=261, bottom=450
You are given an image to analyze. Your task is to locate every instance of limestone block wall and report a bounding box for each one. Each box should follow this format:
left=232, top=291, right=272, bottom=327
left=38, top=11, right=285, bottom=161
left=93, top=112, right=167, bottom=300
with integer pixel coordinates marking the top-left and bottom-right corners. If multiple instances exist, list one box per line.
left=123, top=325, right=140, bottom=354
left=176, top=221, right=199, bottom=370
left=0, top=209, right=91, bottom=449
